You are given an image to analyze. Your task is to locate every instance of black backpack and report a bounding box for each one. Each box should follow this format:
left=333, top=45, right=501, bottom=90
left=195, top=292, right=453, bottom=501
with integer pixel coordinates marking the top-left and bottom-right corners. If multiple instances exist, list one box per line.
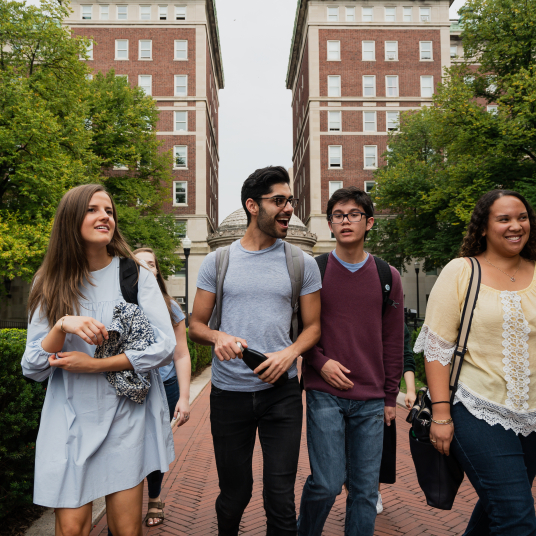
left=119, top=257, right=139, bottom=305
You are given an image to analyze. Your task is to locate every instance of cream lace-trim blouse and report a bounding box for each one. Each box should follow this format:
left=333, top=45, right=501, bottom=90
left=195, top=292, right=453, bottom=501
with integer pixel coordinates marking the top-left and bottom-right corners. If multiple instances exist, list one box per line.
left=414, top=258, right=536, bottom=436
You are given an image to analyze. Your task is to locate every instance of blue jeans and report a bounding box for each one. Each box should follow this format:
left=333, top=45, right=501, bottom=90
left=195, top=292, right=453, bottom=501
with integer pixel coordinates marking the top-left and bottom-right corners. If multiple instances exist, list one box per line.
left=297, top=391, right=385, bottom=536
left=451, top=402, right=536, bottom=536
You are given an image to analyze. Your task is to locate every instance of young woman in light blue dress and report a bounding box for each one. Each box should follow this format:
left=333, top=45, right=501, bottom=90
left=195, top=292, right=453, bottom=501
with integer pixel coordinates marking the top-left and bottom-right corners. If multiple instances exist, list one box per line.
left=22, top=184, right=176, bottom=536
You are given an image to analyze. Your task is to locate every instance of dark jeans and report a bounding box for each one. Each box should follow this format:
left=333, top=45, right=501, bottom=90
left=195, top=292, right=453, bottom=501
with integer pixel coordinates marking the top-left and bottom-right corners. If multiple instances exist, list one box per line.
left=210, top=376, right=303, bottom=536
left=451, top=402, right=536, bottom=536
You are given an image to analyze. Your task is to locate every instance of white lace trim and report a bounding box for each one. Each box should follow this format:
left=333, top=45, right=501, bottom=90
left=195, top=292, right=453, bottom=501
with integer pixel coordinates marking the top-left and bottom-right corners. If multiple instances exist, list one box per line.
left=500, top=291, right=531, bottom=411
left=454, top=382, right=536, bottom=436
left=414, top=325, right=456, bottom=366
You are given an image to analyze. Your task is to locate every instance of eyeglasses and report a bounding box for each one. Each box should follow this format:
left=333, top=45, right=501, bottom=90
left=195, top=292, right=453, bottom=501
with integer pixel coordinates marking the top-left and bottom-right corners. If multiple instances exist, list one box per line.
left=328, top=211, right=368, bottom=224
left=255, top=196, right=299, bottom=208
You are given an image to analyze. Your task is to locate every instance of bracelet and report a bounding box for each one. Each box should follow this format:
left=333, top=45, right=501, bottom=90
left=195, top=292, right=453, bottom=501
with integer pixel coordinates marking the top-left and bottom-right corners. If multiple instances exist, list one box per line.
left=60, top=315, right=69, bottom=334
left=431, top=418, right=453, bottom=425
left=431, top=401, right=450, bottom=406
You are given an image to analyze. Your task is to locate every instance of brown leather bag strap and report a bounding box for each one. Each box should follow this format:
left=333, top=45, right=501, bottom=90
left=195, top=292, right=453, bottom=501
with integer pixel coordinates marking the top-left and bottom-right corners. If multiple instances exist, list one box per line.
left=449, top=257, right=481, bottom=402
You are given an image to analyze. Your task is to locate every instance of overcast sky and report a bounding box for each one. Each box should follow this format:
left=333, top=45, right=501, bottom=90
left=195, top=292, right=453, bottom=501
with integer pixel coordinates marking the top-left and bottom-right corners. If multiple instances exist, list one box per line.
left=216, top=0, right=468, bottom=223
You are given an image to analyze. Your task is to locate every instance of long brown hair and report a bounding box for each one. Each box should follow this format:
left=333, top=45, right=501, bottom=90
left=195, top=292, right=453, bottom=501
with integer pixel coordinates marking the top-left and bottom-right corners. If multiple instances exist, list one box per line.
left=28, top=184, right=138, bottom=327
left=133, top=247, right=182, bottom=327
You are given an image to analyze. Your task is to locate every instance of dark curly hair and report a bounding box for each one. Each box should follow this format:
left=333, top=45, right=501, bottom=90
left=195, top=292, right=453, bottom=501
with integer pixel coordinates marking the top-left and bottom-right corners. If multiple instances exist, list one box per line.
left=459, top=190, right=536, bottom=260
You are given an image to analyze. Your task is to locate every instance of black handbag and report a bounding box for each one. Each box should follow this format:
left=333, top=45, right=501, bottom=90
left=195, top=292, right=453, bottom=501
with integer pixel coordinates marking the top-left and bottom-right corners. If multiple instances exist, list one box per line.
left=406, top=257, right=481, bottom=510
left=379, top=420, right=397, bottom=484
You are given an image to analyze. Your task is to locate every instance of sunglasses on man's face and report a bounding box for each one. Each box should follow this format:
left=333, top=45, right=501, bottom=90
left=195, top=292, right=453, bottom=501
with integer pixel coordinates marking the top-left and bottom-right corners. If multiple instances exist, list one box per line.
left=255, top=196, right=299, bottom=208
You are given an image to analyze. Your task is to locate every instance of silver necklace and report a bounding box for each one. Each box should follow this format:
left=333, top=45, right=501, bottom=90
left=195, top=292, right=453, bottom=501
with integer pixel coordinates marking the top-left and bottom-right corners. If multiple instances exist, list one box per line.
left=484, top=256, right=522, bottom=282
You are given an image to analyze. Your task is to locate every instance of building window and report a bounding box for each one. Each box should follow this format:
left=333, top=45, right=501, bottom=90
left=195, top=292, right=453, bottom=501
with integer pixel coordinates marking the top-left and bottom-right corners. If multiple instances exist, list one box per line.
left=81, top=5, right=92, bottom=19
left=117, top=5, right=127, bottom=20
left=173, top=181, right=187, bottom=204
left=346, top=7, right=355, bottom=21
left=450, top=45, right=458, bottom=58
left=175, top=40, right=187, bottom=60
left=86, top=74, right=93, bottom=80
left=327, top=41, right=340, bottom=61
left=158, top=5, right=167, bottom=20
left=173, top=146, right=187, bottom=168
left=420, top=7, right=431, bottom=22
left=329, top=181, right=343, bottom=197
left=138, top=75, right=152, bottom=95
left=328, top=146, right=342, bottom=168
left=327, top=7, right=339, bottom=21
left=328, top=111, right=341, bottom=131
left=100, top=5, right=109, bottom=19
left=362, top=41, right=375, bottom=61
left=364, top=111, right=377, bottom=131
left=174, top=111, right=187, bottom=131
left=139, top=40, right=152, bottom=60
left=403, top=6, right=412, bottom=21
left=487, top=105, right=498, bottom=114
left=86, top=41, right=93, bottom=60
left=140, top=5, right=151, bottom=20
left=385, top=7, right=396, bottom=21
left=421, top=75, right=433, bottom=97
left=175, top=6, right=186, bottom=20
left=386, top=75, right=399, bottom=97
left=364, top=180, right=375, bottom=194
left=363, top=75, right=376, bottom=97
left=115, top=40, right=128, bottom=60
left=387, top=111, right=400, bottom=130
left=364, top=146, right=378, bottom=168
left=420, top=41, right=432, bottom=60
left=385, top=41, right=398, bottom=61
left=174, top=75, right=187, bottom=96
left=362, top=7, right=373, bottom=22
left=328, top=75, right=341, bottom=97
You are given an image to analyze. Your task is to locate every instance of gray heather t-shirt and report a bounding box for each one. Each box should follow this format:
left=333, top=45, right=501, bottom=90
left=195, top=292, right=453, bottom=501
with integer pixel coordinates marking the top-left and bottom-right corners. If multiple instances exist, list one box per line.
left=197, top=239, right=322, bottom=392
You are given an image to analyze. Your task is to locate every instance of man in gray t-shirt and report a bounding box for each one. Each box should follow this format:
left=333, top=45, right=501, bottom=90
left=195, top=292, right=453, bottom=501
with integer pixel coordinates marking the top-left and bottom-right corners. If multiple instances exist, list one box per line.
left=190, top=166, right=321, bottom=536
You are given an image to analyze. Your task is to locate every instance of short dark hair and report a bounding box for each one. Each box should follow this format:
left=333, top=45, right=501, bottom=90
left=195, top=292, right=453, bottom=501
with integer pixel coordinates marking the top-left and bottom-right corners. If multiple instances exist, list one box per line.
left=326, top=186, right=375, bottom=240
left=241, top=166, right=291, bottom=225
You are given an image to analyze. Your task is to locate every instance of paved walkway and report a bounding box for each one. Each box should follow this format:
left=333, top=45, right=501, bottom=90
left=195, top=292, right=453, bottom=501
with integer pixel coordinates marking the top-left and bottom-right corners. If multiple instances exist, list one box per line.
left=91, top=382, right=535, bottom=536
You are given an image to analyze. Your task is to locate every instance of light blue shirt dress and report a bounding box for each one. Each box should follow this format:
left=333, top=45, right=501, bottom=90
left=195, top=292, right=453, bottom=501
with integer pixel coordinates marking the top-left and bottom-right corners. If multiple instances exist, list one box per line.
left=21, top=257, right=176, bottom=508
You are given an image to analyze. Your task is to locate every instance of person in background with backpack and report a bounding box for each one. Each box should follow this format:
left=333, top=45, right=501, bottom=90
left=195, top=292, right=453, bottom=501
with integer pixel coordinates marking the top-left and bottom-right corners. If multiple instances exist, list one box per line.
left=21, top=184, right=175, bottom=536
left=297, top=186, right=404, bottom=536
left=189, top=166, right=322, bottom=536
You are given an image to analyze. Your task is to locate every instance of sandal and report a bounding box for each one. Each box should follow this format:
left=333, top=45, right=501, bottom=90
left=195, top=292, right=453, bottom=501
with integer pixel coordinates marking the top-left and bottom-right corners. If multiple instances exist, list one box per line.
left=144, top=501, right=165, bottom=527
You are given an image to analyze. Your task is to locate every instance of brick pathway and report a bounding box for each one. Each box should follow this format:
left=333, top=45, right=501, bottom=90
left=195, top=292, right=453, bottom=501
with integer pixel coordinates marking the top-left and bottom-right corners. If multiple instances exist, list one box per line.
left=91, top=383, right=535, bottom=536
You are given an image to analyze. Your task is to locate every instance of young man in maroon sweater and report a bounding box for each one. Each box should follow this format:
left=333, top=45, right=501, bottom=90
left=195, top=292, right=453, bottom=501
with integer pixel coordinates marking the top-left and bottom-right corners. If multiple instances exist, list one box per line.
left=297, top=186, right=404, bottom=536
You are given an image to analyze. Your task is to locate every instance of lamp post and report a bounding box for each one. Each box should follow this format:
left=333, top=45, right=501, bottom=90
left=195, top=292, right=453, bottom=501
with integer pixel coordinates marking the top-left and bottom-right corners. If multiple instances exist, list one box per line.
left=182, top=236, right=192, bottom=327
left=414, top=261, right=421, bottom=325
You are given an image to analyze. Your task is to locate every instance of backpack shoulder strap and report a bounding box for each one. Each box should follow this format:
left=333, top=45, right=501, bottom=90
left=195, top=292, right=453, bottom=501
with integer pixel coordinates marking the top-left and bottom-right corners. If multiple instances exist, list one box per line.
left=209, top=245, right=231, bottom=331
left=373, top=256, right=395, bottom=316
left=119, top=257, right=139, bottom=306
left=284, top=242, right=304, bottom=343
left=315, top=253, right=330, bottom=282
left=449, top=257, right=481, bottom=402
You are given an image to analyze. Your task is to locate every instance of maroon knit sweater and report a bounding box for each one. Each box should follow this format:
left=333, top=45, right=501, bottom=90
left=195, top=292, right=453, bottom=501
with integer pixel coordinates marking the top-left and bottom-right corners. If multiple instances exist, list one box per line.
left=302, top=253, right=404, bottom=407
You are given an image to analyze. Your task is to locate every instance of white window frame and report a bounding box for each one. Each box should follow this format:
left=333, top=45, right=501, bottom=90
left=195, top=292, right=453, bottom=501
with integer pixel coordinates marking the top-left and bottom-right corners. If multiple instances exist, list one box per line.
left=329, top=181, right=343, bottom=197
left=420, top=75, right=434, bottom=98
left=115, top=39, right=128, bottom=60
left=174, top=40, right=187, bottom=60
left=327, top=6, right=339, bottom=21
left=174, top=75, right=188, bottom=97
left=328, top=145, right=342, bottom=168
left=173, top=181, right=187, bottom=205
left=173, top=146, right=187, bottom=169
left=327, top=40, right=340, bottom=61
left=386, top=75, right=399, bottom=97
left=387, top=111, right=400, bottom=131
left=174, top=111, right=187, bottom=131
left=138, top=75, right=152, bottom=95
left=487, top=105, right=498, bottom=114
left=363, top=111, right=377, bottom=132
left=83, top=40, right=93, bottom=60
left=328, top=111, right=341, bottom=131
left=403, top=7, right=412, bottom=22
left=100, top=5, right=109, bottom=19
left=363, top=75, right=376, bottom=97
left=420, top=41, right=433, bottom=60
left=117, top=5, right=127, bottom=20
left=175, top=5, right=186, bottom=20
left=364, top=180, right=375, bottom=194
left=362, top=41, right=375, bottom=61
left=140, top=5, right=151, bottom=20
left=115, top=74, right=128, bottom=82
left=328, top=75, right=341, bottom=97
left=385, top=41, right=398, bottom=61
left=385, top=7, right=396, bottom=22
left=81, top=5, right=92, bottom=20
left=158, top=5, right=168, bottom=20
left=139, top=40, right=152, bottom=60
left=419, top=7, right=431, bottom=22
left=364, top=146, right=378, bottom=169
left=450, top=45, right=458, bottom=58
left=346, top=7, right=355, bottom=21
left=362, top=7, right=373, bottom=22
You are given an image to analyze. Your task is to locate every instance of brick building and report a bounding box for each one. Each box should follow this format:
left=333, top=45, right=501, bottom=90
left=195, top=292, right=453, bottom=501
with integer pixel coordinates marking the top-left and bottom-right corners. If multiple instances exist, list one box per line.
left=66, top=0, right=223, bottom=312
left=286, top=0, right=462, bottom=312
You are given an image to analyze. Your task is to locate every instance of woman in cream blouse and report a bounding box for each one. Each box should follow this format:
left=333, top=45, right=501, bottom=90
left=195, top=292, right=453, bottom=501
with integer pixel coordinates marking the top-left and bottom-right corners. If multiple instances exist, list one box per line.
left=415, top=190, right=536, bottom=535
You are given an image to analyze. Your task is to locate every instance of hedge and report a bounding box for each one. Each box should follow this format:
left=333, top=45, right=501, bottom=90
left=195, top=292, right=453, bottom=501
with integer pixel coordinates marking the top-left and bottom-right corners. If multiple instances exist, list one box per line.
left=410, top=326, right=427, bottom=385
left=186, top=328, right=212, bottom=373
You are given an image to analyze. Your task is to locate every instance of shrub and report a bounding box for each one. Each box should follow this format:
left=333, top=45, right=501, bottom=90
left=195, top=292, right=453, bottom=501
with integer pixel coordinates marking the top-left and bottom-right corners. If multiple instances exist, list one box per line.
left=0, top=329, right=46, bottom=521
left=411, top=326, right=427, bottom=385
left=186, top=329, right=212, bottom=374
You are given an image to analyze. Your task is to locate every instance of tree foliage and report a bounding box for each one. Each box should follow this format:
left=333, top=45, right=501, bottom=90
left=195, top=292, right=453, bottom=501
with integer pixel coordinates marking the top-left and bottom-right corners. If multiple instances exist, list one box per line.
left=369, top=0, right=536, bottom=270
